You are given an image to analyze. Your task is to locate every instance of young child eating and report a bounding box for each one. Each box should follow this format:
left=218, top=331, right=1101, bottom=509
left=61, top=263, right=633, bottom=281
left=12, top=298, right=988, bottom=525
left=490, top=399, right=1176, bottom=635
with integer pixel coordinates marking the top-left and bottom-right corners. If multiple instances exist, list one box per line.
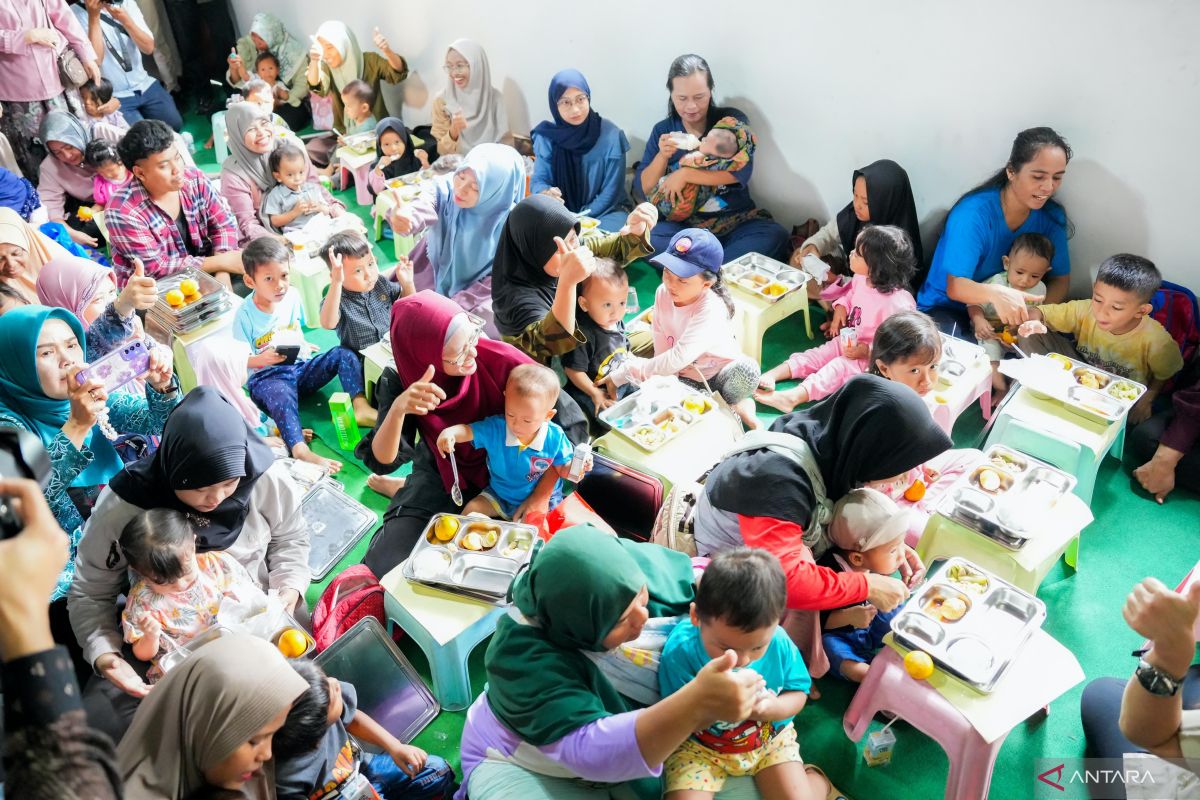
left=1018, top=253, right=1184, bottom=423
left=967, top=233, right=1051, bottom=401
left=233, top=237, right=371, bottom=471
left=340, top=79, right=379, bottom=136
left=84, top=139, right=131, bottom=211
left=658, top=548, right=828, bottom=800
left=605, top=228, right=762, bottom=430
left=651, top=117, right=753, bottom=222
left=319, top=230, right=414, bottom=356
left=561, top=257, right=631, bottom=424
left=756, top=225, right=917, bottom=413
left=436, top=363, right=575, bottom=521
left=120, top=509, right=264, bottom=683
left=367, top=117, right=432, bottom=197
left=79, top=77, right=129, bottom=136
left=819, top=488, right=918, bottom=683
left=261, top=143, right=339, bottom=234
left=273, top=660, right=455, bottom=800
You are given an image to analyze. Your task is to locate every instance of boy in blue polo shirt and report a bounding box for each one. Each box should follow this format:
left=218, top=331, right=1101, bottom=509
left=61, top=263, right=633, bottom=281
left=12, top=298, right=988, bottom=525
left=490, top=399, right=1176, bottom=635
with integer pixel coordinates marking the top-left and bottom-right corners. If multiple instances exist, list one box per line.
left=436, top=363, right=574, bottom=520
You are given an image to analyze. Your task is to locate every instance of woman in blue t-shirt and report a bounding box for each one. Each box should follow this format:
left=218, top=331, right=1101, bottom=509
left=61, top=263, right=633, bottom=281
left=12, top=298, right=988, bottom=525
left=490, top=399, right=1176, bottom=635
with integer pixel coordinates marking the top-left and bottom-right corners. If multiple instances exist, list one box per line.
left=633, top=54, right=788, bottom=263
left=916, top=127, right=1073, bottom=336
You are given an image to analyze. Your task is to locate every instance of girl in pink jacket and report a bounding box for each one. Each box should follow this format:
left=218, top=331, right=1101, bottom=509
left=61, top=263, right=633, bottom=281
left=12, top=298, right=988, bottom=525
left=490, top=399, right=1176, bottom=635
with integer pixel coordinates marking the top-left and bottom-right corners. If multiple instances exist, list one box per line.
left=757, top=225, right=917, bottom=413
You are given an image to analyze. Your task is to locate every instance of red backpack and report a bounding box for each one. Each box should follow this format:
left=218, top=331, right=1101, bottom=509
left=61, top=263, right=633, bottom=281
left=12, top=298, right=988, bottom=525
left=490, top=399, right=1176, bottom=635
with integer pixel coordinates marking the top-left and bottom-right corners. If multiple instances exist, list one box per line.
left=311, top=564, right=394, bottom=652
left=1152, top=280, right=1199, bottom=366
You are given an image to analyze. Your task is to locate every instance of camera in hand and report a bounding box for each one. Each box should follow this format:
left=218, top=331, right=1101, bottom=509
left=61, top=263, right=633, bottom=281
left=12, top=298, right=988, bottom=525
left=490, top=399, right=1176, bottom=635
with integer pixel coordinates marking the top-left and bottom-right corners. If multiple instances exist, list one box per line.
left=0, top=428, right=52, bottom=539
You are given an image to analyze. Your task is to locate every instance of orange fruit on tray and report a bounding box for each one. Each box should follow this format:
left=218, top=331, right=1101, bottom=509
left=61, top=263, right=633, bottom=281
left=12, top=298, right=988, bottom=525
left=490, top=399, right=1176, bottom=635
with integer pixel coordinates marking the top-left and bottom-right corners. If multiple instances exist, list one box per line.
left=164, top=289, right=185, bottom=307
left=179, top=278, right=200, bottom=297
left=904, top=650, right=935, bottom=680
left=276, top=628, right=308, bottom=658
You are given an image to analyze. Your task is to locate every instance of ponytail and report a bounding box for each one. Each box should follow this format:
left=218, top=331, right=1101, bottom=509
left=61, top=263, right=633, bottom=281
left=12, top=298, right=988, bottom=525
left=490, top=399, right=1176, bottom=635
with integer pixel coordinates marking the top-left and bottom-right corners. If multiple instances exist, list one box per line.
left=703, top=269, right=736, bottom=319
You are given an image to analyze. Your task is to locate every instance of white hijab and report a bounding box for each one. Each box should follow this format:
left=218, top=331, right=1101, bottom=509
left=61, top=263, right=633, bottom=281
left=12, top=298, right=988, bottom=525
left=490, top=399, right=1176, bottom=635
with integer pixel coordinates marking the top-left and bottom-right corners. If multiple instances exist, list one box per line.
left=315, top=20, right=363, bottom=91
left=441, top=39, right=507, bottom=150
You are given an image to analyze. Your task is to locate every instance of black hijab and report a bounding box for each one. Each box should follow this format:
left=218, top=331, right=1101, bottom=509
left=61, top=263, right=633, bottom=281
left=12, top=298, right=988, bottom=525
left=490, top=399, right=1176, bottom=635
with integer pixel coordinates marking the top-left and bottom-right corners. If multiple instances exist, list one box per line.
left=371, top=117, right=423, bottom=185
left=706, top=375, right=951, bottom=528
left=108, top=386, right=276, bottom=551
left=835, top=159, right=924, bottom=267
left=490, top=194, right=580, bottom=337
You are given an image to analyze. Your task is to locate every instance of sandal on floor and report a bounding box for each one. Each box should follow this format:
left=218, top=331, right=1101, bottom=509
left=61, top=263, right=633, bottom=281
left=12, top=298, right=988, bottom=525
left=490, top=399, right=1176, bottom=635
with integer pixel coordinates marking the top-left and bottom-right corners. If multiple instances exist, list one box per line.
left=804, top=765, right=849, bottom=800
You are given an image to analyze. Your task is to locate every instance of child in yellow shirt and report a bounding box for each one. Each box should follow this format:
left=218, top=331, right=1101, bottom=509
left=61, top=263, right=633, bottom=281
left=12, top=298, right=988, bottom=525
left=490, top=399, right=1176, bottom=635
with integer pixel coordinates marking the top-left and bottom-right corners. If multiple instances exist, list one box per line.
left=1019, top=253, right=1184, bottom=423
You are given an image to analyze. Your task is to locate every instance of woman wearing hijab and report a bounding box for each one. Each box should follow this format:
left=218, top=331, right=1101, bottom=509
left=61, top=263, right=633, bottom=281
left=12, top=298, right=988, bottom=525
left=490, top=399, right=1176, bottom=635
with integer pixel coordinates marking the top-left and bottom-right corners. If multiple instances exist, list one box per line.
left=36, top=253, right=147, bottom=362
left=387, top=143, right=525, bottom=334
left=0, top=206, right=72, bottom=302
left=69, top=386, right=311, bottom=703
left=118, top=634, right=307, bottom=800
left=531, top=69, right=631, bottom=232
left=226, top=12, right=312, bottom=131
left=366, top=117, right=434, bottom=198
left=304, top=21, right=407, bottom=166
left=792, top=159, right=924, bottom=272
left=491, top=194, right=657, bottom=364
left=219, top=102, right=342, bottom=246
left=430, top=39, right=510, bottom=156
left=0, top=305, right=178, bottom=595
left=458, top=525, right=767, bottom=798
left=0, top=165, right=45, bottom=223
left=694, top=375, right=950, bottom=676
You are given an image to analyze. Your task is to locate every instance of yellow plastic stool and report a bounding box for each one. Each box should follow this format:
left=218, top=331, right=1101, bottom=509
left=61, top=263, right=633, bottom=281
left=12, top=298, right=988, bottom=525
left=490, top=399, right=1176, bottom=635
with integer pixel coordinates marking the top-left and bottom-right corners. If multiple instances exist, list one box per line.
left=731, top=285, right=813, bottom=363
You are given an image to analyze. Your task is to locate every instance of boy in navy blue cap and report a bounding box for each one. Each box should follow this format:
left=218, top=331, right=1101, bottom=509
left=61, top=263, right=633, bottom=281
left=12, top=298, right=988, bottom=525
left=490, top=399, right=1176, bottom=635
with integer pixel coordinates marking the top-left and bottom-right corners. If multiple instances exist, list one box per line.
left=602, top=228, right=762, bottom=429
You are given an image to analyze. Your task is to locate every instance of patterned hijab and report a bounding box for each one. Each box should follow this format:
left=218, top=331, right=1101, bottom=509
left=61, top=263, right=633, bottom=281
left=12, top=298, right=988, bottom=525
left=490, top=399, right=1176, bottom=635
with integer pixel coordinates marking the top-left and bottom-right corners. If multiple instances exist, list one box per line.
left=249, top=12, right=307, bottom=84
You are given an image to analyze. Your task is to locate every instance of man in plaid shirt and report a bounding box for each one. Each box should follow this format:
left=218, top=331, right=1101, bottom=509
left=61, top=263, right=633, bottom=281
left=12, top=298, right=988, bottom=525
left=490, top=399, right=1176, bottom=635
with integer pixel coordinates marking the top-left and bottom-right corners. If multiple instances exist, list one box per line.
left=108, top=120, right=244, bottom=288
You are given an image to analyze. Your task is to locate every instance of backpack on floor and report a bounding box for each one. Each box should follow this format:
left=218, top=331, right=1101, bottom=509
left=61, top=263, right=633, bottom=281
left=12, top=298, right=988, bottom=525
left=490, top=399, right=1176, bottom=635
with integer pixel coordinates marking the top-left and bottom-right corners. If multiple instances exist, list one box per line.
left=312, top=564, right=392, bottom=652
left=1152, top=280, right=1199, bottom=366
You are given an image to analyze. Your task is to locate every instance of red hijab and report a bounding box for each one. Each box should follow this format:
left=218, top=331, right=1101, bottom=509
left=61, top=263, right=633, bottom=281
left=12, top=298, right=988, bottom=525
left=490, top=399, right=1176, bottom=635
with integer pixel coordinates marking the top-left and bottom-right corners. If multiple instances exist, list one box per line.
left=390, top=291, right=533, bottom=493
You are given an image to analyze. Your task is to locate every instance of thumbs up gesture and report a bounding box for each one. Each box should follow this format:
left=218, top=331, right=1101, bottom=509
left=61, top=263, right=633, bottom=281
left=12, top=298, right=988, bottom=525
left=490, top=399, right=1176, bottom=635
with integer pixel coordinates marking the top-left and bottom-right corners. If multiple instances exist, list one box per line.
left=116, top=258, right=158, bottom=317
left=1124, top=577, right=1200, bottom=678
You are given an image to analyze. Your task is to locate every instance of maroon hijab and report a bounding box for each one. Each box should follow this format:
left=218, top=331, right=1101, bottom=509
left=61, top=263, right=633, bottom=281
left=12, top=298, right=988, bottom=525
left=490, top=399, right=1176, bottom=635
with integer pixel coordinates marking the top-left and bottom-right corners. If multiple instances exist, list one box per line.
left=390, top=291, right=533, bottom=493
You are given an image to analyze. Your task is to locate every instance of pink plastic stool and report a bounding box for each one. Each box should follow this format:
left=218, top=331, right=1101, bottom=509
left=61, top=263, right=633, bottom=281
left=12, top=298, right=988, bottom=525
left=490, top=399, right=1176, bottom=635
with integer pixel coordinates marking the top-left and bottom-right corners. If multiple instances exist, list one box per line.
left=843, top=647, right=1011, bottom=800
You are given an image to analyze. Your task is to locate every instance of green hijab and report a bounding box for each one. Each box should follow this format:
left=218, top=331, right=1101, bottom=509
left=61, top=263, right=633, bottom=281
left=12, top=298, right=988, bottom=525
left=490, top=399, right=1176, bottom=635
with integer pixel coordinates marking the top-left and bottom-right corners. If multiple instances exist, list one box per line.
left=484, top=525, right=695, bottom=746
left=0, top=305, right=122, bottom=488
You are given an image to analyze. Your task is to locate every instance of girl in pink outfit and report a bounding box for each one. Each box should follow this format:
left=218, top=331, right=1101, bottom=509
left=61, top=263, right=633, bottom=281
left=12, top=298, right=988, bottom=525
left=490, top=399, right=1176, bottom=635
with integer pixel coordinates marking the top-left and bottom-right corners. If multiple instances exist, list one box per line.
left=605, top=228, right=762, bottom=429
left=862, top=310, right=982, bottom=545
left=84, top=139, right=131, bottom=211
left=756, top=225, right=917, bottom=413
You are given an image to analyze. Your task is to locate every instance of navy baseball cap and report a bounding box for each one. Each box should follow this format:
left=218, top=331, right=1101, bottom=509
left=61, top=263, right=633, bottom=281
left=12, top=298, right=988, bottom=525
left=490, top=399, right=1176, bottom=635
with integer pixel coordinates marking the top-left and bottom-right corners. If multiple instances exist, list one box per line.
left=650, top=228, right=724, bottom=278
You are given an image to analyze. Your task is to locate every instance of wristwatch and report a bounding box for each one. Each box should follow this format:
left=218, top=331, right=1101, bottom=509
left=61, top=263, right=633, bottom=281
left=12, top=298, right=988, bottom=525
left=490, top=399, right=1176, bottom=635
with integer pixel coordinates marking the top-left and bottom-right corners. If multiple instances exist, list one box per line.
left=1136, top=658, right=1184, bottom=696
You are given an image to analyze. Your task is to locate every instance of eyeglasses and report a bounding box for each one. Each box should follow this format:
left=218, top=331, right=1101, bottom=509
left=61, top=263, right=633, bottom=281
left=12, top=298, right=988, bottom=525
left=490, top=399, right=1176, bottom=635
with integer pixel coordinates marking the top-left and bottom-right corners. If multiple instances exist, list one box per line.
left=556, top=94, right=589, bottom=112
left=442, top=314, right=485, bottom=367
left=442, top=62, right=470, bottom=75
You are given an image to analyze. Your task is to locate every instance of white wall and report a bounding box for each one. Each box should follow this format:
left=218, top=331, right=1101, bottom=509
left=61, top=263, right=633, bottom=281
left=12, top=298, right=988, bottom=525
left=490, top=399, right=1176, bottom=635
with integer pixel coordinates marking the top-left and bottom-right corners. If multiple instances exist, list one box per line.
left=230, top=0, right=1200, bottom=294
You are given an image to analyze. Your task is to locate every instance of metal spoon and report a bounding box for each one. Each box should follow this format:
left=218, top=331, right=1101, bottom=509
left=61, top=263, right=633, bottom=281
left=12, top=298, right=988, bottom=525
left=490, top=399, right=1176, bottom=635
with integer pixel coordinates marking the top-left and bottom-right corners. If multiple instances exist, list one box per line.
left=447, top=446, right=464, bottom=506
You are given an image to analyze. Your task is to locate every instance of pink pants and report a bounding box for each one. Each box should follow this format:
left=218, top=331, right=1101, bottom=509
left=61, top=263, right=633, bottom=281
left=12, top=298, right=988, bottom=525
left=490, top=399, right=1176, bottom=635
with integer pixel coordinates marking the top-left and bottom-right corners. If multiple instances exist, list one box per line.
left=787, top=339, right=868, bottom=402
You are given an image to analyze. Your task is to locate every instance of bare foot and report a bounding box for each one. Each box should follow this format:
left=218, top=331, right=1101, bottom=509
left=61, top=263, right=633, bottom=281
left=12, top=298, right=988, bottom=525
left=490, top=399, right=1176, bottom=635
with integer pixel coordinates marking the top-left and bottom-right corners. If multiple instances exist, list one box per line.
left=809, top=684, right=821, bottom=700
left=755, top=388, right=802, bottom=413
left=734, top=398, right=762, bottom=430
left=292, top=443, right=343, bottom=474
left=367, top=473, right=406, bottom=498
left=353, top=396, right=378, bottom=428
left=303, top=428, right=314, bottom=443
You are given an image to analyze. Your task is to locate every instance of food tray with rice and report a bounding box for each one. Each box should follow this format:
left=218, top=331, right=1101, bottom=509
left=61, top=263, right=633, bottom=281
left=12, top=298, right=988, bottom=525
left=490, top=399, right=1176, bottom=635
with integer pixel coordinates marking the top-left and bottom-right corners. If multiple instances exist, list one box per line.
left=723, top=253, right=810, bottom=302
left=402, top=514, right=539, bottom=603
left=597, top=375, right=716, bottom=452
left=1000, top=354, right=1146, bottom=424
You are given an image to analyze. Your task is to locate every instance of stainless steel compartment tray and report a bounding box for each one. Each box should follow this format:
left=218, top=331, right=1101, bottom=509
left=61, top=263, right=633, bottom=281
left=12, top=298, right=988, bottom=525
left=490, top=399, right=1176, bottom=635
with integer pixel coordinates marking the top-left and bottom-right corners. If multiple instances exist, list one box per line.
left=597, top=376, right=715, bottom=452
left=723, top=252, right=808, bottom=302
left=890, top=557, right=1046, bottom=692
left=402, top=514, right=538, bottom=602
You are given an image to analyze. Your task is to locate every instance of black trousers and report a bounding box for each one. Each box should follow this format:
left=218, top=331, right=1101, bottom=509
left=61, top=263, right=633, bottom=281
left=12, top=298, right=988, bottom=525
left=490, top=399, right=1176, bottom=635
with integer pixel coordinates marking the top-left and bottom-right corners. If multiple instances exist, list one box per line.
left=161, top=0, right=237, bottom=104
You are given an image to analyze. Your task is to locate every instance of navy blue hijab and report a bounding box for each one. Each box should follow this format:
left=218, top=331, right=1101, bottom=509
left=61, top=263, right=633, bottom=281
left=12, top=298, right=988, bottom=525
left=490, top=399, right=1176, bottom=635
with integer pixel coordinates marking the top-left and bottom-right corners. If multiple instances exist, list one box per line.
left=531, top=69, right=602, bottom=212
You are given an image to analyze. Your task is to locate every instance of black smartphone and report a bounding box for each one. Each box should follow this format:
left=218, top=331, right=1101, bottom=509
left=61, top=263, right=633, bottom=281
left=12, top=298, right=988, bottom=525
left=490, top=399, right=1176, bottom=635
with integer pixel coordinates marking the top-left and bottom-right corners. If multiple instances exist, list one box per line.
left=0, top=428, right=52, bottom=539
left=274, top=345, right=302, bottom=365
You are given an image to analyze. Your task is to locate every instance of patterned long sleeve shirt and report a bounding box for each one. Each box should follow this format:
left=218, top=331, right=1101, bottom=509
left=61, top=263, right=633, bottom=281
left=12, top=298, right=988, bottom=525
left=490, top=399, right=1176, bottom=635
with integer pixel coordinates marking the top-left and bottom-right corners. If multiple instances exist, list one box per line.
left=105, top=167, right=240, bottom=287
left=2, top=647, right=120, bottom=800
left=0, top=383, right=180, bottom=601
left=85, top=303, right=138, bottom=359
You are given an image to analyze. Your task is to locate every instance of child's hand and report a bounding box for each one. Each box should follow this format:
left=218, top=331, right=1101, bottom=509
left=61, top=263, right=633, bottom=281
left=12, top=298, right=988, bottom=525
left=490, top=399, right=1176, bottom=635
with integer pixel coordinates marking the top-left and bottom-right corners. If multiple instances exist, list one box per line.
left=827, top=306, right=848, bottom=338
left=436, top=429, right=456, bottom=457
left=748, top=688, right=780, bottom=722
left=329, top=204, right=344, bottom=218
left=973, top=318, right=996, bottom=341
left=1017, top=320, right=1047, bottom=338
left=846, top=604, right=878, bottom=629
left=394, top=256, right=415, bottom=289
left=513, top=494, right=550, bottom=523
left=757, top=374, right=776, bottom=393
left=593, top=388, right=615, bottom=412
left=390, top=207, right=414, bottom=235
left=594, top=374, right=618, bottom=399
left=329, top=253, right=344, bottom=286
left=141, top=617, right=162, bottom=643
left=789, top=244, right=819, bottom=268
left=145, top=345, right=175, bottom=392
left=841, top=341, right=869, bottom=360
left=656, top=170, right=688, bottom=206
left=248, top=348, right=287, bottom=369
left=389, top=743, right=428, bottom=777
left=415, top=149, right=431, bottom=169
